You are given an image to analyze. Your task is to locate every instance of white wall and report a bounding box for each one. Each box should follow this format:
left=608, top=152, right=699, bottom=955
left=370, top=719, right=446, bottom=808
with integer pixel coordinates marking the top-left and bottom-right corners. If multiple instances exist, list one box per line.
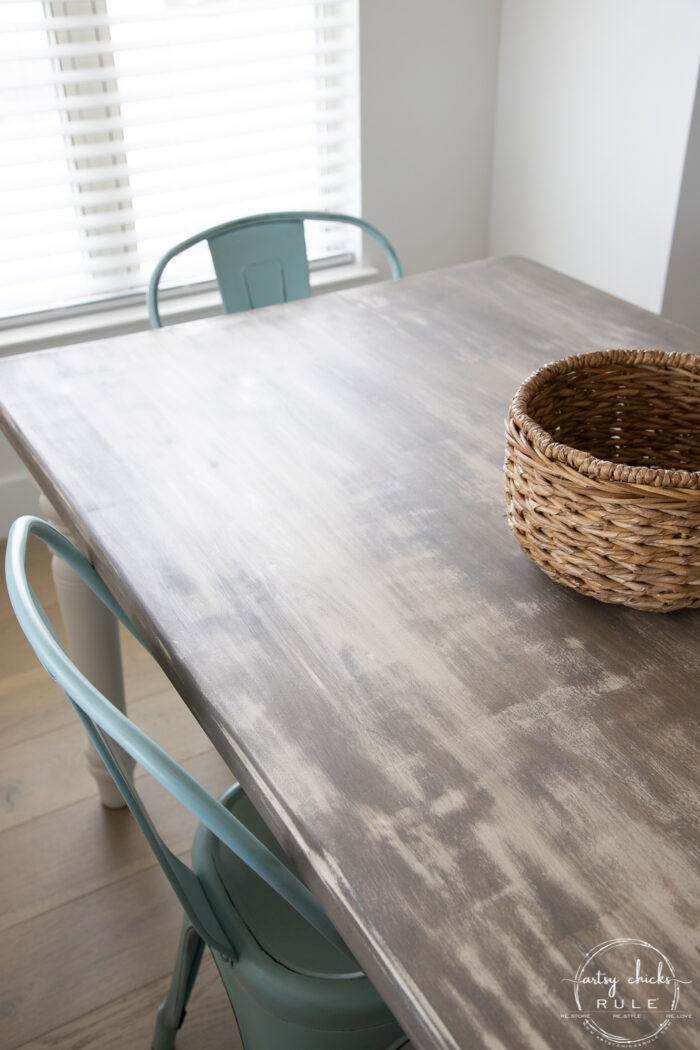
left=663, top=65, right=700, bottom=330
left=488, top=0, right=700, bottom=312
left=360, top=0, right=502, bottom=276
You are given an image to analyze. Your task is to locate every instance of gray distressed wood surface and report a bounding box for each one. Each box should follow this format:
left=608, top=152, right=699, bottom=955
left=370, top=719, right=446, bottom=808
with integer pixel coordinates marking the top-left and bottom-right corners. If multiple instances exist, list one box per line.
left=1, top=257, right=698, bottom=1050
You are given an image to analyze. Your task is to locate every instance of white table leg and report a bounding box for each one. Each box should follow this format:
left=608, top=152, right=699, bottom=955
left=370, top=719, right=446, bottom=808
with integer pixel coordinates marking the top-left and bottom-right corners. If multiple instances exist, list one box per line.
left=39, top=494, right=134, bottom=808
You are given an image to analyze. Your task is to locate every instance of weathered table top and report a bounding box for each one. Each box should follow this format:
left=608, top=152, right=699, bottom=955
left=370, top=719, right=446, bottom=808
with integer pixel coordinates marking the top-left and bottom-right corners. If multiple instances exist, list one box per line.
left=1, top=257, right=698, bottom=1050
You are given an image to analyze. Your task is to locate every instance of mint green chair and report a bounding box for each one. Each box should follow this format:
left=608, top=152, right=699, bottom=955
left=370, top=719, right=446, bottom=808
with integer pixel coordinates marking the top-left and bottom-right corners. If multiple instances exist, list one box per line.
left=147, top=210, right=402, bottom=328
left=5, top=516, right=406, bottom=1050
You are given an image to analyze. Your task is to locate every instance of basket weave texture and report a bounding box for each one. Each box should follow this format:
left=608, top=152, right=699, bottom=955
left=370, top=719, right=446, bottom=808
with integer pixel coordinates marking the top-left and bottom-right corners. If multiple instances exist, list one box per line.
left=504, top=349, right=700, bottom=612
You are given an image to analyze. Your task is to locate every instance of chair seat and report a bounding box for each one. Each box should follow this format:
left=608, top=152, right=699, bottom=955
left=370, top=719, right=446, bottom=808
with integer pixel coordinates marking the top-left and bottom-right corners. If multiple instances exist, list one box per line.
left=199, top=786, right=356, bottom=976
left=193, top=784, right=400, bottom=1037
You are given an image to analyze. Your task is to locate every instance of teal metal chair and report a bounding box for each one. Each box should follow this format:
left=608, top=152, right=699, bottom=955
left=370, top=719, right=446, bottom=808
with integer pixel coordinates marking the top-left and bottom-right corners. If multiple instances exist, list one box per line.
left=5, top=515, right=406, bottom=1050
left=147, top=210, right=402, bottom=328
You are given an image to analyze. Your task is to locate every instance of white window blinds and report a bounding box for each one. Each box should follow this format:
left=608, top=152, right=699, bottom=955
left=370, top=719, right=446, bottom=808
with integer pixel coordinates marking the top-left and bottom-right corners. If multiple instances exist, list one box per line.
left=0, top=0, right=360, bottom=319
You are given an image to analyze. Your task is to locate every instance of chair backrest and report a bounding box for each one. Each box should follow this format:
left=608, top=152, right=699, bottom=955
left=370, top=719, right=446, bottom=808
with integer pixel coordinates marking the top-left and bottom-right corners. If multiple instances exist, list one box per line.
left=5, top=515, right=351, bottom=961
left=147, top=211, right=402, bottom=328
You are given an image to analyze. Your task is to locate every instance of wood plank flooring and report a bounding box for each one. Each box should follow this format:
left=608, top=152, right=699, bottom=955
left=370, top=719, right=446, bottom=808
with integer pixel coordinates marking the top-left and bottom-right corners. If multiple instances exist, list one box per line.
left=0, top=536, right=241, bottom=1049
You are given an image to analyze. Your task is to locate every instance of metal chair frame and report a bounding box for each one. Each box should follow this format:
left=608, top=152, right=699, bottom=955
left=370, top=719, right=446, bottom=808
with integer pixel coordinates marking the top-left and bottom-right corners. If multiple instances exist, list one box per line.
left=147, top=210, right=402, bottom=328
left=6, top=516, right=406, bottom=1050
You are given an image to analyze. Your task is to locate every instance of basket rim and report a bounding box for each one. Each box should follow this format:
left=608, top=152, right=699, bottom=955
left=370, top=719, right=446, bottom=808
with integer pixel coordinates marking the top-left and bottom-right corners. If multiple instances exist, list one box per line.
left=508, top=348, right=700, bottom=491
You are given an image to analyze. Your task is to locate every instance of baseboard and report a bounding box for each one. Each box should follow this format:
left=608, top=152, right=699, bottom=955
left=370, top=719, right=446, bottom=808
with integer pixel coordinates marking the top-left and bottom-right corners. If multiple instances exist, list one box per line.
left=0, top=472, right=41, bottom=539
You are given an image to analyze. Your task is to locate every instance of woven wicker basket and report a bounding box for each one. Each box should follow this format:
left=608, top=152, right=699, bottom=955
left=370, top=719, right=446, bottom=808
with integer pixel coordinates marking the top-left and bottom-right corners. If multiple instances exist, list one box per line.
left=504, top=349, right=700, bottom=612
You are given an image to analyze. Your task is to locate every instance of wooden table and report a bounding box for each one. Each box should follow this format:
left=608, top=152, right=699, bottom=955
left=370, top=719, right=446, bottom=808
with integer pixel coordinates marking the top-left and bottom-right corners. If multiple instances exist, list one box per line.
left=1, top=257, right=698, bottom=1050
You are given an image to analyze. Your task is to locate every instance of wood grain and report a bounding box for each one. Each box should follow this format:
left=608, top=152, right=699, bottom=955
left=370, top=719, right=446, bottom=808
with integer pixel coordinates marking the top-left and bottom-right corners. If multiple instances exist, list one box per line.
left=0, top=748, right=231, bottom=933
left=11, top=958, right=237, bottom=1050
left=2, top=860, right=197, bottom=1048
left=0, top=257, right=697, bottom=1050
left=0, top=682, right=216, bottom=832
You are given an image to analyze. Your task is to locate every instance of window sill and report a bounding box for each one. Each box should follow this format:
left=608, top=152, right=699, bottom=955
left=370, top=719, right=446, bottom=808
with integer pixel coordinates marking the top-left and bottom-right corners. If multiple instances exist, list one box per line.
left=0, top=263, right=379, bottom=358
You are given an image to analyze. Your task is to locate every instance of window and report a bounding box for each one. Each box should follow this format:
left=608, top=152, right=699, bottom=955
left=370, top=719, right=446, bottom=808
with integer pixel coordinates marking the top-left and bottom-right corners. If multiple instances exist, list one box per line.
left=0, top=0, right=360, bottom=320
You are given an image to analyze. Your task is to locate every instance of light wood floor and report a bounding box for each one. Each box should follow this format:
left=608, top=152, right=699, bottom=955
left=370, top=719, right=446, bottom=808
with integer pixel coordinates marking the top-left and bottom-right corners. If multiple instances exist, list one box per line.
left=0, top=536, right=242, bottom=1049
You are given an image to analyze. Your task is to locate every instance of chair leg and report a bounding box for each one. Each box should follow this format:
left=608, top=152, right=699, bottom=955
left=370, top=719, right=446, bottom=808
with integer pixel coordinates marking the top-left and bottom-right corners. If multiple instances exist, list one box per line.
left=152, top=918, right=205, bottom=1050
